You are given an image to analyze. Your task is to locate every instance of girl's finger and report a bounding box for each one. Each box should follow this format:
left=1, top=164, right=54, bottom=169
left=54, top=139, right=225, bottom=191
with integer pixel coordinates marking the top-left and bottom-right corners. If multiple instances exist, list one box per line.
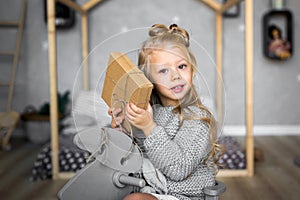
left=146, top=103, right=152, bottom=113
left=108, top=108, right=113, bottom=116
left=111, top=118, right=117, bottom=128
left=125, top=112, right=135, bottom=123
left=129, top=103, right=143, bottom=114
left=126, top=103, right=138, bottom=117
left=115, top=115, right=125, bottom=125
left=112, top=107, right=122, bottom=116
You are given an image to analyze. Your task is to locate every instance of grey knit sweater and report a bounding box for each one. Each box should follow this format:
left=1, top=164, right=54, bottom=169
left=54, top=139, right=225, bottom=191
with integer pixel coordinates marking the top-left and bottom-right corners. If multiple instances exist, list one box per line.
left=143, top=105, right=215, bottom=200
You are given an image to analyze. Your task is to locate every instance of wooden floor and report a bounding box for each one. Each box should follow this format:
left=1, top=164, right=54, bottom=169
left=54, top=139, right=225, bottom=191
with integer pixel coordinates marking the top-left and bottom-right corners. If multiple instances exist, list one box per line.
left=0, top=135, right=300, bottom=200
left=219, top=135, right=300, bottom=200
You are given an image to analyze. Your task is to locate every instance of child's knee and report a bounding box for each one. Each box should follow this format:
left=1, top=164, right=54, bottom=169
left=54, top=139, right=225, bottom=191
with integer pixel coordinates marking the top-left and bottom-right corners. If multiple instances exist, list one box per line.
left=123, top=193, right=141, bottom=200
left=123, top=193, right=157, bottom=200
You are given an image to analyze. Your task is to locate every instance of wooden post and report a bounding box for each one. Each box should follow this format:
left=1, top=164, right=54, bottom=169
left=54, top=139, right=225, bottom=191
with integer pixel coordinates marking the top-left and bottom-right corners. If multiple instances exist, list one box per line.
left=245, top=0, right=254, bottom=176
left=46, top=0, right=105, bottom=180
left=201, top=0, right=221, bottom=11
left=216, top=13, right=223, bottom=123
left=7, top=0, right=27, bottom=111
left=47, top=0, right=59, bottom=180
left=82, top=12, right=89, bottom=90
left=83, top=0, right=103, bottom=11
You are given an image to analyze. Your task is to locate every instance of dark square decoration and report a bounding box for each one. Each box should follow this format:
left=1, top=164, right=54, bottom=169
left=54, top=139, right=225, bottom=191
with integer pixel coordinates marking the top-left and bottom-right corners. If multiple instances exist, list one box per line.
left=222, top=0, right=240, bottom=18
left=44, top=0, right=76, bottom=28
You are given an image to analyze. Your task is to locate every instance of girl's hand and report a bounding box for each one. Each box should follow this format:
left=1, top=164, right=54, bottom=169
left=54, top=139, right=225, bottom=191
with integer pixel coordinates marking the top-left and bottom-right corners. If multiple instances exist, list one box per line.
left=125, top=103, right=156, bottom=137
left=108, top=107, right=124, bottom=129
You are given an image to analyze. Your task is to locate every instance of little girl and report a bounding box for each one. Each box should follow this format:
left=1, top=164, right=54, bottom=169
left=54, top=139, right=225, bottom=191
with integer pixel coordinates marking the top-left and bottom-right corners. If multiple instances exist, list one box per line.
left=112, top=24, right=222, bottom=200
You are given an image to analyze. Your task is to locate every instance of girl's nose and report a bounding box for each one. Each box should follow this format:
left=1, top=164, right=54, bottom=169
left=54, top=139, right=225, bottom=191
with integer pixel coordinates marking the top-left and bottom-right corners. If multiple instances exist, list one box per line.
left=171, top=69, right=181, bottom=80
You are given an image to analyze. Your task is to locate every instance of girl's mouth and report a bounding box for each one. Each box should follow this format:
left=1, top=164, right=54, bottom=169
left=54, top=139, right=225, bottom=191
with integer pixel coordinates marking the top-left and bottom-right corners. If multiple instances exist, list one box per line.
left=170, top=84, right=185, bottom=93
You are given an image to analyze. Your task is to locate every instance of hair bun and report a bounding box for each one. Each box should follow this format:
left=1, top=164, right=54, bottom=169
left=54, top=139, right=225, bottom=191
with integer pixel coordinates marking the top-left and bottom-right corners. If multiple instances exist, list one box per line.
left=149, top=24, right=169, bottom=37
left=149, top=23, right=190, bottom=47
left=169, top=24, right=178, bottom=31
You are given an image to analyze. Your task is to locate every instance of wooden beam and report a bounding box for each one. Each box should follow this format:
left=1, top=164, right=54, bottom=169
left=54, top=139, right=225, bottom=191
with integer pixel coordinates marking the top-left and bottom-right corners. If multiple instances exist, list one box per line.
left=58, top=0, right=84, bottom=13
left=200, top=0, right=241, bottom=13
left=7, top=0, right=27, bottom=112
left=201, top=0, right=254, bottom=177
left=47, top=0, right=59, bottom=180
left=216, top=13, right=223, bottom=123
left=201, top=0, right=221, bottom=12
left=217, top=169, right=249, bottom=177
left=48, top=0, right=103, bottom=179
left=245, top=0, right=254, bottom=177
left=0, top=21, right=19, bottom=26
left=81, top=12, right=89, bottom=90
left=58, top=172, right=75, bottom=179
left=82, top=0, right=103, bottom=11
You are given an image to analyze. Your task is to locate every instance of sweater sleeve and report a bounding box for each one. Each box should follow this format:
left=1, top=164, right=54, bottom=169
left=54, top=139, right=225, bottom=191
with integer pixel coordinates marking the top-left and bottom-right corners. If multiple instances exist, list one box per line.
left=144, top=108, right=210, bottom=181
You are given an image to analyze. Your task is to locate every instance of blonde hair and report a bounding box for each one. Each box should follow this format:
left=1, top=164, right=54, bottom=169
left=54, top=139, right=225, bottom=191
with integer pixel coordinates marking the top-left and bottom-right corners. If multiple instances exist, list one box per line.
left=138, top=24, right=223, bottom=172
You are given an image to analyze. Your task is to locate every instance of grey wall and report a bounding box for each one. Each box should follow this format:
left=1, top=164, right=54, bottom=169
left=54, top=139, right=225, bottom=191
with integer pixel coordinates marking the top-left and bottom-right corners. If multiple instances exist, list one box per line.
left=0, top=0, right=299, bottom=132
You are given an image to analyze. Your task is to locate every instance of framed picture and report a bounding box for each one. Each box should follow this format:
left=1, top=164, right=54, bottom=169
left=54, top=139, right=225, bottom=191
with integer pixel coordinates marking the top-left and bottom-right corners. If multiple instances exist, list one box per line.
left=262, top=10, right=293, bottom=60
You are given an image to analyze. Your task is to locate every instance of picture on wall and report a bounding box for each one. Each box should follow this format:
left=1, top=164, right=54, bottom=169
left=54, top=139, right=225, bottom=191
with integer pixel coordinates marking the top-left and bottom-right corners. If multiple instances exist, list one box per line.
left=263, top=10, right=293, bottom=61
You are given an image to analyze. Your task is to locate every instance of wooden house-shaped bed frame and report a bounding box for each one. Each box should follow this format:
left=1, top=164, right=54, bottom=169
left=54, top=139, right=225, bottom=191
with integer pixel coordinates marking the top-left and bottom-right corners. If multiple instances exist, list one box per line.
left=47, top=0, right=254, bottom=179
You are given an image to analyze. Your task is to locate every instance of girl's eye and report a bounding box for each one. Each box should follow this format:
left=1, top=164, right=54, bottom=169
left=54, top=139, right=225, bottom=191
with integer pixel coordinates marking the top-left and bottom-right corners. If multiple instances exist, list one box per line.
left=178, top=64, right=187, bottom=70
left=159, top=68, right=168, bottom=74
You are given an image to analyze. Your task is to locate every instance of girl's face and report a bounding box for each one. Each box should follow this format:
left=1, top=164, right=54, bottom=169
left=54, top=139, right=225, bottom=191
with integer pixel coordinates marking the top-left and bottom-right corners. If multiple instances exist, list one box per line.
left=149, top=48, right=193, bottom=106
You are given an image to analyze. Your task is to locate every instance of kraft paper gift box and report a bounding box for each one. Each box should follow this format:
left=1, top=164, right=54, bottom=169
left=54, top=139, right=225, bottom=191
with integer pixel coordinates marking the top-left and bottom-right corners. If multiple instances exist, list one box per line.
left=102, top=52, right=153, bottom=110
